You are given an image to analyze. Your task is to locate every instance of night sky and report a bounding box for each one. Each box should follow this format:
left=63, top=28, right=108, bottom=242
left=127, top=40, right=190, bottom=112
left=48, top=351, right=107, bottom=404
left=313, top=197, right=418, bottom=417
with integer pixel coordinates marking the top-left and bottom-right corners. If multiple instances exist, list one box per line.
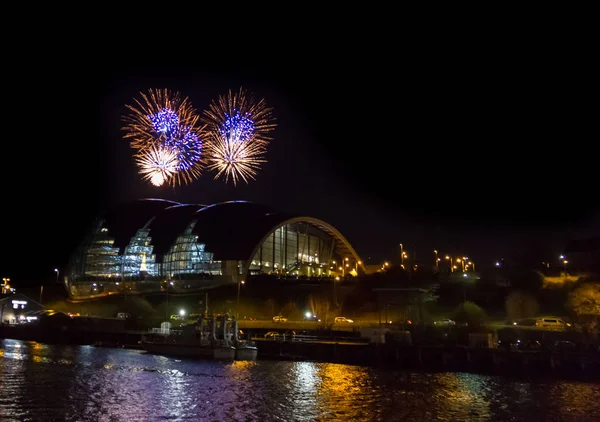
left=3, top=54, right=598, bottom=285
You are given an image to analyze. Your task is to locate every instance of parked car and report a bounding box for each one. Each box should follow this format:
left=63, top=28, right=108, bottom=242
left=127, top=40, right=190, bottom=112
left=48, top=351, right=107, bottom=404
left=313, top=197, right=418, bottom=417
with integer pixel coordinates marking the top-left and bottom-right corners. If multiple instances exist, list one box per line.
left=272, top=315, right=288, bottom=322
left=535, top=317, right=571, bottom=329
left=498, top=339, right=520, bottom=351
left=554, top=340, right=576, bottom=351
left=519, top=340, right=542, bottom=350
left=433, top=319, right=456, bottom=326
left=334, top=317, right=354, bottom=323
left=264, top=331, right=280, bottom=340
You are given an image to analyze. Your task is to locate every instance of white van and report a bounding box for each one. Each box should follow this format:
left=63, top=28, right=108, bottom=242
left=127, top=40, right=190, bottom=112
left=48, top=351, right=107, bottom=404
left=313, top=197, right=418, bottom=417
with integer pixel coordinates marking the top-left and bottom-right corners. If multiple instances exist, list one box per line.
left=535, top=317, right=570, bottom=329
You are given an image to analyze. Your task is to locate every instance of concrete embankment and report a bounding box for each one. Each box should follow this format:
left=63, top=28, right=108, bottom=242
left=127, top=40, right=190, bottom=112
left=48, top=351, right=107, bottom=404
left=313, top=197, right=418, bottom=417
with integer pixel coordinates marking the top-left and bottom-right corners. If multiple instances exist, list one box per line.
left=256, top=339, right=600, bottom=380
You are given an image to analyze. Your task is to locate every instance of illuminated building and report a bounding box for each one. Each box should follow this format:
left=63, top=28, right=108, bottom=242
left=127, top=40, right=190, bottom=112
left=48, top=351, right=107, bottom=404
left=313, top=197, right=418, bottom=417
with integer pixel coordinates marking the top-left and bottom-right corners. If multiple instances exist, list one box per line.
left=65, top=199, right=364, bottom=300
left=0, top=293, right=45, bottom=325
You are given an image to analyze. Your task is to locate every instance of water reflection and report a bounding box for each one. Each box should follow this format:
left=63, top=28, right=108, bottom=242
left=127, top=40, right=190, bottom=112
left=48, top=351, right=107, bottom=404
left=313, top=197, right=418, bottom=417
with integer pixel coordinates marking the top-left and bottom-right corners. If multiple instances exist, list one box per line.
left=0, top=339, right=599, bottom=421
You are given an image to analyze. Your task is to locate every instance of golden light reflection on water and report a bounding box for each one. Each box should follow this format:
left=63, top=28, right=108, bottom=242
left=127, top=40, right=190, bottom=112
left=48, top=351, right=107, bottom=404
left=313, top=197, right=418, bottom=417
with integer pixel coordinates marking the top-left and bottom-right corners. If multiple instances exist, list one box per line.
left=433, top=372, right=493, bottom=420
left=230, top=360, right=257, bottom=371
left=319, top=362, right=367, bottom=396
left=549, top=381, right=598, bottom=410
left=1, top=340, right=599, bottom=421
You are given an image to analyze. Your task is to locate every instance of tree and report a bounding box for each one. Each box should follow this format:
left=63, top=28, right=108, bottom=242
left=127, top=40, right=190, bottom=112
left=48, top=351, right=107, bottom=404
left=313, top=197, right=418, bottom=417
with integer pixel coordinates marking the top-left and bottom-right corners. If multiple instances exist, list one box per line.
left=307, top=293, right=331, bottom=323
left=567, top=283, right=600, bottom=339
left=264, top=298, right=277, bottom=318
left=568, top=283, right=600, bottom=316
left=280, top=301, right=301, bottom=320
left=505, top=290, right=539, bottom=322
left=452, top=301, right=488, bottom=327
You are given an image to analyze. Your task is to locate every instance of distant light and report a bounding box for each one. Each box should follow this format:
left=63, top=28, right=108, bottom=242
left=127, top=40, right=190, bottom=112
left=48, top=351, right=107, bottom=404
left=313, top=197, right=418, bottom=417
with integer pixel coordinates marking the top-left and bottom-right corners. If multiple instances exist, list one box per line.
left=305, top=312, right=312, bottom=318
left=559, top=255, right=565, bottom=259
left=495, top=262, right=501, bottom=267
left=179, top=309, right=185, bottom=316
left=54, top=268, right=58, bottom=272
left=463, top=273, right=468, bottom=277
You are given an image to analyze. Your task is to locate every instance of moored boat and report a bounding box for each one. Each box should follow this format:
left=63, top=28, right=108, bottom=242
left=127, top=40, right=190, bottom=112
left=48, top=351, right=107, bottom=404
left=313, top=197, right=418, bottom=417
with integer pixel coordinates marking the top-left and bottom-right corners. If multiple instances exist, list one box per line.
left=141, top=313, right=238, bottom=360
left=234, top=342, right=258, bottom=360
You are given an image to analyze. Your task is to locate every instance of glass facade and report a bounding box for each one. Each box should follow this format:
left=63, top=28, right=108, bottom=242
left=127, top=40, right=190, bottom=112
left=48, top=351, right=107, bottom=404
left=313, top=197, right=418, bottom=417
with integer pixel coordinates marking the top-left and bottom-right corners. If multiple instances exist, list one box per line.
left=162, top=222, right=220, bottom=278
left=122, top=229, right=158, bottom=277
left=249, top=222, right=347, bottom=277
left=68, top=221, right=121, bottom=280
left=67, top=220, right=221, bottom=283
left=65, top=205, right=361, bottom=300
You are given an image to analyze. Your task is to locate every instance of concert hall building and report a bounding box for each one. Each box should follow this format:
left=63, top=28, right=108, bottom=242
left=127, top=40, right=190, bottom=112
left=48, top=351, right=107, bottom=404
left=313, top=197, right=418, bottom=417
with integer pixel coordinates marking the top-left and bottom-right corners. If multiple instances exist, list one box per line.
left=65, top=199, right=364, bottom=300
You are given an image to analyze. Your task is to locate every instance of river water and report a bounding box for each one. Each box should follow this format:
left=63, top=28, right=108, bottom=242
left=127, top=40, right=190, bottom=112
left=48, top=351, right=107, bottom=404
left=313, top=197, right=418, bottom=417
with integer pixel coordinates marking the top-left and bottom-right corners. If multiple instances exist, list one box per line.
left=0, top=339, right=598, bottom=421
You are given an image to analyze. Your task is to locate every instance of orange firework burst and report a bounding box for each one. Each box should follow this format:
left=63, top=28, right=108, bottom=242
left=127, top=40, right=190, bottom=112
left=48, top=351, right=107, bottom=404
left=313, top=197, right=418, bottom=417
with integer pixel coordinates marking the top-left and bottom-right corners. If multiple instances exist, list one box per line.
left=122, top=88, right=206, bottom=187
left=135, top=145, right=179, bottom=187
left=202, top=87, right=276, bottom=185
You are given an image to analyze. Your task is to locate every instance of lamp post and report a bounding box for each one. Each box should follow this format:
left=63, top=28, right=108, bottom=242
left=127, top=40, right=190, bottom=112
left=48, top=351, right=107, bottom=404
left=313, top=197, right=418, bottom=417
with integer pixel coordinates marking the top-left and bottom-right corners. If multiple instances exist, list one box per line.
left=1, top=278, right=10, bottom=295
left=237, top=279, right=245, bottom=318
left=400, top=244, right=404, bottom=267
left=434, top=250, right=438, bottom=268
left=355, top=260, right=362, bottom=274
left=165, top=281, right=173, bottom=321
left=445, top=256, right=453, bottom=272
left=54, top=268, right=59, bottom=284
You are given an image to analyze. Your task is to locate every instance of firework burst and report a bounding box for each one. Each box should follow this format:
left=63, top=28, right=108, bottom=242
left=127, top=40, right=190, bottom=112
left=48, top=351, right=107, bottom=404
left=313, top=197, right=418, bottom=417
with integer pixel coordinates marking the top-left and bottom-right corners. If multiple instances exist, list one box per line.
left=135, top=146, right=179, bottom=187
left=202, top=87, right=276, bottom=185
left=205, top=130, right=268, bottom=185
left=122, top=88, right=205, bottom=187
left=202, top=87, right=276, bottom=144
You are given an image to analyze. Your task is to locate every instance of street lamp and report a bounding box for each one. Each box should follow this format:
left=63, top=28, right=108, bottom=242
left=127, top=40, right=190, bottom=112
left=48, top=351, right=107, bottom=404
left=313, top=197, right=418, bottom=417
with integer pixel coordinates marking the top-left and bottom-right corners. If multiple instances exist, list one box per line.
left=400, top=244, right=404, bottom=267
left=445, top=256, right=453, bottom=272
left=1, top=278, right=10, bottom=295
left=237, top=279, right=245, bottom=318
left=434, top=250, right=439, bottom=268
left=165, top=281, right=174, bottom=321
left=54, top=268, right=59, bottom=284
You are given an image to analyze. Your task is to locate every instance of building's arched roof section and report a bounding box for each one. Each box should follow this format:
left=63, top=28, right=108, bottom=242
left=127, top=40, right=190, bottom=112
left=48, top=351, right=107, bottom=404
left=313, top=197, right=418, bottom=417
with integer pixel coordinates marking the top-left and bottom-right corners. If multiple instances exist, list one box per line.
left=101, top=198, right=180, bottom=252
left=250, top=216, right=366, bottom=272
left=145, top=203, right=206, bottom=256
left=191, top=201, right=292, bottom=260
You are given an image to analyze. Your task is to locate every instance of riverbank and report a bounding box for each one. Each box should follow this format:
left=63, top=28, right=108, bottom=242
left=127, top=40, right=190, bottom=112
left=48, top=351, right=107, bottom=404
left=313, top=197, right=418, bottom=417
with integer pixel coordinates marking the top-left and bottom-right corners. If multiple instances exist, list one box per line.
left=255, top=339, right=600, bottom=380
left=2, top=323, right=598, bottom=380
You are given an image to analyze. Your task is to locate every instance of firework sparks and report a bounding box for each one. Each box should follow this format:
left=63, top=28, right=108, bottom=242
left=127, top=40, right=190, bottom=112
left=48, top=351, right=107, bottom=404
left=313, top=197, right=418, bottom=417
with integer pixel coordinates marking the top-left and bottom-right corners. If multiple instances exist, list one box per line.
left=205, top=130, right=267, bottom=185
left=123, top=88, right=205, bottom=187
left=135, top=146, right=179, bottom=187
left=203, top=87, right=276, bottom=145
left=202, top=87, right=276, bottom=185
